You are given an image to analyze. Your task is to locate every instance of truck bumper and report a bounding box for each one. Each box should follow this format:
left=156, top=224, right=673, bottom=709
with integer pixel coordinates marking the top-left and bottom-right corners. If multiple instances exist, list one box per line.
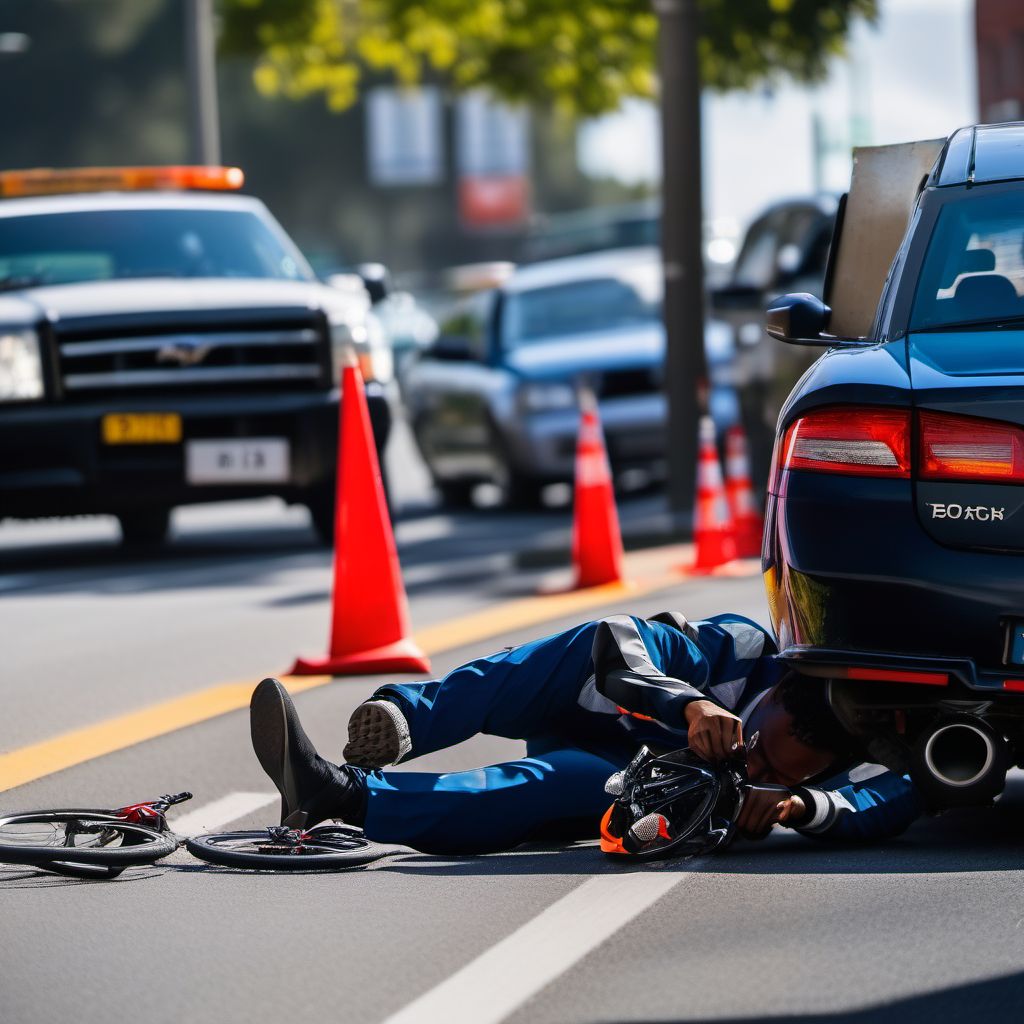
left=0, top=385, right=391, bottom=518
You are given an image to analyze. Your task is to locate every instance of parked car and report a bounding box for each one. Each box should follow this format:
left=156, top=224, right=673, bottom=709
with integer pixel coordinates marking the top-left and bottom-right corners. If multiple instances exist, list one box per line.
left=402, top=247, right=669, bottom=507
left=711, top=196, right=839, bottom=489
left=0, top=166, right=393, bottom=545
left=764, top=123, right=1024, bottom=810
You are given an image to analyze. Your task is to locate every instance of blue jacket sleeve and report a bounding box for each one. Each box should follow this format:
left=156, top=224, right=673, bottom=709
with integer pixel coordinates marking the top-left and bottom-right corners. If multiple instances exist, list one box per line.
left=592, top=615, right=709, bottom=727
left=592, top=613, right=776, bottom=726
left=792, top=766, right=925, bottom=842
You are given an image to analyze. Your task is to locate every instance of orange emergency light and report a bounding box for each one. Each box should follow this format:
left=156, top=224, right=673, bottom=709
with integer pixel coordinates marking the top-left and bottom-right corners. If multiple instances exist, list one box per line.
left=0, top=165, right=245, bottom=198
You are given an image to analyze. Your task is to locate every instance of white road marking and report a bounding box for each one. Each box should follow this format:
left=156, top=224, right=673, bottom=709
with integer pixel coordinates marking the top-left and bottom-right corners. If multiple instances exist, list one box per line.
left=380, top=868, right=695, bottom=1024
left=170, top=792, right=276, bottom=836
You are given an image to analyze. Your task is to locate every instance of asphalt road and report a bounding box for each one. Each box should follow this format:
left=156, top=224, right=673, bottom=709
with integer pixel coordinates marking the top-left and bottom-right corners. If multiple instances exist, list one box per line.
left=3, top=422, right=1024, bottom=1023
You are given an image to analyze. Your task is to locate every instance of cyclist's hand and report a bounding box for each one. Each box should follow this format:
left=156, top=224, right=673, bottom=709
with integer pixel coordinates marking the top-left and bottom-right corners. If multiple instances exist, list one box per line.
left=736, top=784, right=805, bottom=839
left=684, top=699, right=743, bottom=764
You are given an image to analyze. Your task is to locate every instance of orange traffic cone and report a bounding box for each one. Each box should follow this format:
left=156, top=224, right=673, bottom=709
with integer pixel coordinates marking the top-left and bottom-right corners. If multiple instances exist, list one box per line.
left=289, top=361, right=431, bottom=677
left=571, top=389, right=625, bottom=589
left=724, top=424, right=764, bottom=558
left=690, top=415, right=737, bottom=573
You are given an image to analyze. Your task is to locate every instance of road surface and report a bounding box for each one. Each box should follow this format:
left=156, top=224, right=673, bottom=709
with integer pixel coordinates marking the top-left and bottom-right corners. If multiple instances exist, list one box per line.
left=2, top=424, right=1023, bottom=1024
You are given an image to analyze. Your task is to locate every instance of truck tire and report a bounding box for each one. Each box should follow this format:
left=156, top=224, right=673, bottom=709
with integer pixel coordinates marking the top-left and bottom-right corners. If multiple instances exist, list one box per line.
left=306, top=487, right=335, bottom=546
left=118, top=508, right=170, bottom=547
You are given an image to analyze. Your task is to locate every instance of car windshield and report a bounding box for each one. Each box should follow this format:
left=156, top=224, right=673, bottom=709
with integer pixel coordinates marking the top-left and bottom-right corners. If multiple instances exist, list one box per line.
left=910, top=189, right=1024, bottom=331
left=0, top=207, right=314, bottom=287
left=503, top=265, right=661, bottom=346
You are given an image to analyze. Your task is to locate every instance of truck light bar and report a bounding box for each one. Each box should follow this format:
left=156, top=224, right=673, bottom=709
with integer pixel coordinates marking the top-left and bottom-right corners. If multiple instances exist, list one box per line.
left=0, top=166, right=245, bottom=198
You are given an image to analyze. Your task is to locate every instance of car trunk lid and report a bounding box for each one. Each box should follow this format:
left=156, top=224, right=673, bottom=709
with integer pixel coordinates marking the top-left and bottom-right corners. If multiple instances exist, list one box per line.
left=909, top=329, right=1024, bottom=551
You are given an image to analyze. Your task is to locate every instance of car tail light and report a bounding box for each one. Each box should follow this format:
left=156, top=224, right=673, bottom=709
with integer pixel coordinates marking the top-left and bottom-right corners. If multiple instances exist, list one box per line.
left=919, top=410, right=1024, bottom=482
left=779, top=407, right=911, bottom=479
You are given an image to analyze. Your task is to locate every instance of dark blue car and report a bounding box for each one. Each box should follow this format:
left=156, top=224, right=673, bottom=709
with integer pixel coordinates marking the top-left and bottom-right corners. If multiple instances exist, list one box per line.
left=765, top=123, right=1024, bottom=810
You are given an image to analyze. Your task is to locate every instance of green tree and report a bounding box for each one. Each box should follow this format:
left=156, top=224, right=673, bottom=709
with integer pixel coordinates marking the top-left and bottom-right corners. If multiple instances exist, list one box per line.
left=219, top=0, right=878, bottom=116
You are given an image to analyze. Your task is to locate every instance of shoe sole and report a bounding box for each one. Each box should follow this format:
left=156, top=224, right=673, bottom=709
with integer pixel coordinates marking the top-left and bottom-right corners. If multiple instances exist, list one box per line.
left=344, top=701, right=408, bottom=768
left=249, top=678, right=306, bottom=827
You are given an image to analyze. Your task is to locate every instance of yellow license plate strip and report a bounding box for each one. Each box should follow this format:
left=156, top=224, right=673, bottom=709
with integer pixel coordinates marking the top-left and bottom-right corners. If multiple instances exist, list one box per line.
left=102, top=413, right=182, bottom=444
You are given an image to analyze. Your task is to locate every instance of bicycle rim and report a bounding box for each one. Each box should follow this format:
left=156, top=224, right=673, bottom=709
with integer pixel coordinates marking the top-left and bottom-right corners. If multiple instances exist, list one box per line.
left=186, top=826, right=392, bottom=872
left=0, top=811, right=177, bottom=870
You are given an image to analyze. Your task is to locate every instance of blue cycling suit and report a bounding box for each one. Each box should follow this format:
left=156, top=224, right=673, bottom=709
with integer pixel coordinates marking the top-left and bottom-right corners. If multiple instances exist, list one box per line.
left=354, top=611, right=924, bottom=853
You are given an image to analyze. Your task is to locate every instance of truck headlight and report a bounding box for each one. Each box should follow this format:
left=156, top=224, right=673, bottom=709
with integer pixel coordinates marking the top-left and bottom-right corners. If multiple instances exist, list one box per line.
left=520, top=381, right=577, bottom=412
left=331, top=319, right=393, bottom=385
left=0, top=328, right=43, bottom=401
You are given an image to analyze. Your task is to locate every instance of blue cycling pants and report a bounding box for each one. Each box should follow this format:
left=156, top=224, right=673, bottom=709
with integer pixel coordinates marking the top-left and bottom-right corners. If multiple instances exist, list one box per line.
left=358, top=651, right=631, bottom=853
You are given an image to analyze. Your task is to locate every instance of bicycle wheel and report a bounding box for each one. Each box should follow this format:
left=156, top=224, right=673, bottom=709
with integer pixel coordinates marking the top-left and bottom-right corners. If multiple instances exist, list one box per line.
left=186, top=824, right=392, bottom=872
left=0, top=811, right=177, bottom=878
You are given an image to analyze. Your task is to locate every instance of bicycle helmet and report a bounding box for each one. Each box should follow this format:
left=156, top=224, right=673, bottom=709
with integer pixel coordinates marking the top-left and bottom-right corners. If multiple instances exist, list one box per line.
left=600, top=747, right=746, bottom=861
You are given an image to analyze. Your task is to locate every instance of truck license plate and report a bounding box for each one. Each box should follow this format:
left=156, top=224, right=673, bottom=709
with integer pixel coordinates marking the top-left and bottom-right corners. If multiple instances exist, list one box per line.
left=102, top=413, right=182, bottom=444
left=185, top=439, right=290, bottom=485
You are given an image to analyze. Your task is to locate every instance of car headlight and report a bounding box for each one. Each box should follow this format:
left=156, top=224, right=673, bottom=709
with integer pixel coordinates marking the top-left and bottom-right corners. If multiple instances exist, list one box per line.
left=520, top=381, right=577, bottom=412
left=0, top=328, right=43, bottom=401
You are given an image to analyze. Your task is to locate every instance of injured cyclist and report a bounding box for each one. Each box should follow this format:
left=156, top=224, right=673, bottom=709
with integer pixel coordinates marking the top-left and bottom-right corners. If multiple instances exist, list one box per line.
left=249, top=611, right=924, bottom=854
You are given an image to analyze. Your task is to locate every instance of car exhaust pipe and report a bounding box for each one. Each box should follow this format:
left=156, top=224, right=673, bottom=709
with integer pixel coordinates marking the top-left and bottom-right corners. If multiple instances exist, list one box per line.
left=911, top=716, right=1008, bottom=807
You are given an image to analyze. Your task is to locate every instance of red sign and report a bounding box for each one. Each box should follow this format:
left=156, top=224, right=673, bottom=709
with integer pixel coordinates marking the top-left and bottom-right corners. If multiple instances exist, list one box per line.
left=459, top=175, right=529, bottom=228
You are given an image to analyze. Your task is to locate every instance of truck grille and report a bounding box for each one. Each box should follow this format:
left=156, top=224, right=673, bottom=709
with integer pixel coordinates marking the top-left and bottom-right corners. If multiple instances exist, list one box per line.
left=55, top=314, right=331, bottom=398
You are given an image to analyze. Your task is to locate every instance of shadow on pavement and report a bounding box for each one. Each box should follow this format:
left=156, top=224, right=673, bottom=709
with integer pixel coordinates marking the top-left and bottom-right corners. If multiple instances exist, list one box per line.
left=639, top=969, right=1024, bottom=1022
left=0, top=489, right=670, bottom=593
left=376, top=785, right=1024, bottom=878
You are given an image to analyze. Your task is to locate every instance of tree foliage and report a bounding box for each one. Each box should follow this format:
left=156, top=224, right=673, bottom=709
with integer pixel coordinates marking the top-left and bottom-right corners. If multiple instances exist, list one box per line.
left=219, top=0, right=877, bottom=116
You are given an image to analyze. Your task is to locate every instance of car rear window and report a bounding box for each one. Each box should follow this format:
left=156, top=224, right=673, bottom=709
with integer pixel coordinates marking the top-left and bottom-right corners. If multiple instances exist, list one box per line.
left=0, top=207, right=314, bottom=286
left=503, top=266, right=661, bottom=346
left=910, top=189, right=1024, bottom=331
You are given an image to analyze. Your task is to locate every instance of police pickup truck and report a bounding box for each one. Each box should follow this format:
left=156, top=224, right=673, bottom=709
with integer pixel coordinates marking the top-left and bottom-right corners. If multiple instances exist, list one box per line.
left=0, top=166, right=392, bottom=545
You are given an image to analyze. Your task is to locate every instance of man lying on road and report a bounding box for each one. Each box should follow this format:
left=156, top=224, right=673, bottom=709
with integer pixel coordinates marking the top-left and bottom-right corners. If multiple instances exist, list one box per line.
left=249, top=612, right=924, bottom=854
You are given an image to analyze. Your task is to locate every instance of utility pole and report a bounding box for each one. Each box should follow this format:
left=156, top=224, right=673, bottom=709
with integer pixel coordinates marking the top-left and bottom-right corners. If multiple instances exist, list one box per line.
left=184, top=0, right=221, bottom=164
left=654, top=0, right=706, bottom=532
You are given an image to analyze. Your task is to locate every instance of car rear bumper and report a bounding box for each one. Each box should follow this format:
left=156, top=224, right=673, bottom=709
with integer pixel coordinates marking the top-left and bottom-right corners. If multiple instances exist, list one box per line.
left=779, top=644, right=1024, bottom=696
left=0, top=385, right=391, bottom=517
left=766, top=470, right=1024, bottom=675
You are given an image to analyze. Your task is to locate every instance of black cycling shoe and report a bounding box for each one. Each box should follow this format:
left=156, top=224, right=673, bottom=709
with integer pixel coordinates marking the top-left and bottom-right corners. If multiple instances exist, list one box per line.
left=249, top=678, right=367, bottom=828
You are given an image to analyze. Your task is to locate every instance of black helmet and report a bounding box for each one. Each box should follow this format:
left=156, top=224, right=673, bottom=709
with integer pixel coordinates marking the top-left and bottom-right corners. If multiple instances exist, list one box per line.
left=600, top=747, right=746, bottom=861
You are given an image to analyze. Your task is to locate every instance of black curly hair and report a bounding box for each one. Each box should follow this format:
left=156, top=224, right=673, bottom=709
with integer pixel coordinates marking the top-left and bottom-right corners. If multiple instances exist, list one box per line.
left=775, top=673, right=862, bottom=766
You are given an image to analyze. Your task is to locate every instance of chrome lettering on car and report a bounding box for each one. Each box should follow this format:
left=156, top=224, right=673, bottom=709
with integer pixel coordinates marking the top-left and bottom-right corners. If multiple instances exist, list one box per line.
left=928, top=503, right=1005, bottom=521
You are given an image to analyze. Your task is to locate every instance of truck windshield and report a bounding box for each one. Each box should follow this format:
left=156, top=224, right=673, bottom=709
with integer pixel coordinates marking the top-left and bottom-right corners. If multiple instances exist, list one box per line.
left=503, top=266, right=661, bottom=347
left=0, top=207, right=314, bottom=286
left=911, top=189, right=1024, bottom=331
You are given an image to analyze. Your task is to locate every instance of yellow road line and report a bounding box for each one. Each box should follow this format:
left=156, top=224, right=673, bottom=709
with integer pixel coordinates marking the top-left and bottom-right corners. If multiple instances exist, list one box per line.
left=0, top=562, right=692, bottom=793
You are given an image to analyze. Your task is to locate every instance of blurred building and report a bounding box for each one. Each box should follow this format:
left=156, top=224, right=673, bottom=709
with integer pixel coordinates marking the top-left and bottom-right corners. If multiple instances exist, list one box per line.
left=0, top=0, right=649, bottom=278
left=976, top=0, right=1024, bottom=123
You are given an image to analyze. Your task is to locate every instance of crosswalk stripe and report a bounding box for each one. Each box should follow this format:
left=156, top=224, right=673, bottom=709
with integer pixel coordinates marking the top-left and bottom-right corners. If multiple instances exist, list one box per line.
left=380, top=868, right=694, bottom=1024
left=169, top=792, right=276, bottom=837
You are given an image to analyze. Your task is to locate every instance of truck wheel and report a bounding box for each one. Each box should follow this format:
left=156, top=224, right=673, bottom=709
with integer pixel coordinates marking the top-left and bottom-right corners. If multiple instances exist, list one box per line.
left=306, top=487, right=335, bottom=547
left=118, top=508, right=170, bottom=547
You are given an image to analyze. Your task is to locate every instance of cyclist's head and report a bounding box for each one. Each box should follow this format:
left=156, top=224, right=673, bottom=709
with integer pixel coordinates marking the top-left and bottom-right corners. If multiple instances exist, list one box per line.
left=744, top=675, right=858, bottom=786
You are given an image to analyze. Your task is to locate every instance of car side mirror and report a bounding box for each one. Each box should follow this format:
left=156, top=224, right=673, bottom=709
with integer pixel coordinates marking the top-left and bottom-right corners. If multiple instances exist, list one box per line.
left=765, top=292, right=857, bottom=346
left=356, top=262, right=391, bottom=305
left=429, top=335, right=477, bottom=362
